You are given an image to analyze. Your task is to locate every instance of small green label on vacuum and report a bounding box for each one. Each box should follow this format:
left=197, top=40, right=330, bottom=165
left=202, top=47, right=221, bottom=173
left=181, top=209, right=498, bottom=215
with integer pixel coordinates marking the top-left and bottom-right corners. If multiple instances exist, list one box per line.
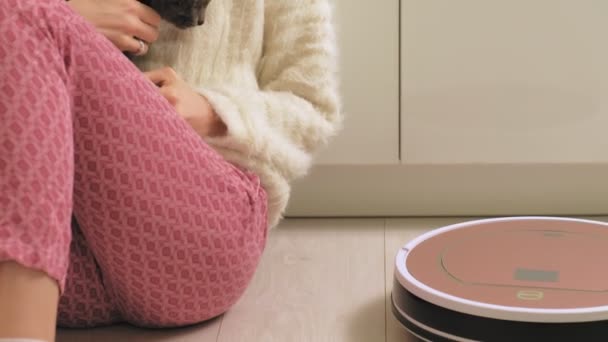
left=514, top=268, right=559, bottom=282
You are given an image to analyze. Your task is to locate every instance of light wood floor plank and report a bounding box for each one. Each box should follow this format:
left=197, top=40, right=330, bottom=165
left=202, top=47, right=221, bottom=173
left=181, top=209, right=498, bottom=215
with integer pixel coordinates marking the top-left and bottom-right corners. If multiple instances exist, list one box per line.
left=216, top=218, right=386, bottom=342
left=57, top=317, right=221, bottom=342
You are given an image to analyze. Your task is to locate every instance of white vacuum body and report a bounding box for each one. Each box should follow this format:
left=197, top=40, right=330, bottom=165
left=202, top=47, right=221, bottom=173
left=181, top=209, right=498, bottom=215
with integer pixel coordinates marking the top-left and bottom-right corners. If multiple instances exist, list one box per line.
left=392, top=217, right=608, bottom=341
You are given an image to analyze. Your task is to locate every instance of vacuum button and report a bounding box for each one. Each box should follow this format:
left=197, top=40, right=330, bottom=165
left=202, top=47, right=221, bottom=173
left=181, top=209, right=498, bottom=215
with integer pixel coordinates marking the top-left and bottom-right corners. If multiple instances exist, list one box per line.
left=517, top=290, right=544, bottom=301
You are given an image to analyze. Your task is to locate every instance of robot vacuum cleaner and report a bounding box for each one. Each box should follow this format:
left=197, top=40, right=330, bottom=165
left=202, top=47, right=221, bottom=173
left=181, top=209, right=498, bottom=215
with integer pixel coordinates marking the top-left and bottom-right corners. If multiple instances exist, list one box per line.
left=391, top=216, right=608, bottom=341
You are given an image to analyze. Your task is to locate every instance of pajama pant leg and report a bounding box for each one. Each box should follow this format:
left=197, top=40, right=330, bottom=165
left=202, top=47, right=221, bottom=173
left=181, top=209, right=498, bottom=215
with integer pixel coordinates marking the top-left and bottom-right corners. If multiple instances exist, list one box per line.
left=0, top=0, right=268, bottom=328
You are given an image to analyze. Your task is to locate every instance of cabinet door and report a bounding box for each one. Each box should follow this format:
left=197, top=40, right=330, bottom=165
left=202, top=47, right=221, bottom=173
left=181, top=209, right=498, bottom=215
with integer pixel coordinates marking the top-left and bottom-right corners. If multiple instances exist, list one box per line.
left=316, top=0, right=400, bottom=165
left=401, top=0, right=608, bottom=164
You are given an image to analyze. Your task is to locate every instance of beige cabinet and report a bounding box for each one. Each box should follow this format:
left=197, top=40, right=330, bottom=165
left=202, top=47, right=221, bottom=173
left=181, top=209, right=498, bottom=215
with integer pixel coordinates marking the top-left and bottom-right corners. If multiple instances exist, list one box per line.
left=316, top=0, right=400, bottom=165
left=286, top=0, right=608, bottom=217
left=402, top=0, right=608, bottom=164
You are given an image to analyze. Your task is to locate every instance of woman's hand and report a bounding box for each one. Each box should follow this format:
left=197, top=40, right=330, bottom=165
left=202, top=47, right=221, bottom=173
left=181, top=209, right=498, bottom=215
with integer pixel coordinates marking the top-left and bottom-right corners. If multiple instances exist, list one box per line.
left=67, top=0, right=161, bottom=55
left=145, top=67, right=227, bottom=137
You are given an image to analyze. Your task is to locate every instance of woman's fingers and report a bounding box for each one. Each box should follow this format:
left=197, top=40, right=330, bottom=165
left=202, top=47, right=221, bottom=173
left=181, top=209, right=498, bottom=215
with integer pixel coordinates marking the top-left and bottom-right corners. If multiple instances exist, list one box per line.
left=144, top=67, right=178, bottom=86
left=131, top=38, right=149, bottom=56
left=158, top=86, right=179, bottom=106
left=134, top=1, right=162, bottom=29
left=120, top=13, right=159, bottom=44
left=104, top=30, right=147, bottom=55
left=127, top=2, right=161, bottom=43
left=144, top=69, right=166, bottom=86
left=67, top=0, right=161, bottom=53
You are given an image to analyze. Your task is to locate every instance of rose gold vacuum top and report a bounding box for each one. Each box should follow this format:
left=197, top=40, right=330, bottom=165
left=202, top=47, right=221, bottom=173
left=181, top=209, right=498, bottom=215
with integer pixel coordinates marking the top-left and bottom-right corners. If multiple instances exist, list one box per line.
left=406, top=219, right=608, bottom=309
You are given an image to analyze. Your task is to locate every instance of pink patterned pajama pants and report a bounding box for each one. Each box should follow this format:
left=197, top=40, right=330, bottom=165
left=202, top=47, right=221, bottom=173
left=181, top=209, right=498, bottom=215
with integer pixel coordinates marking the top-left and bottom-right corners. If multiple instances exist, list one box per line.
left=0, top=0, right=268, bottom=328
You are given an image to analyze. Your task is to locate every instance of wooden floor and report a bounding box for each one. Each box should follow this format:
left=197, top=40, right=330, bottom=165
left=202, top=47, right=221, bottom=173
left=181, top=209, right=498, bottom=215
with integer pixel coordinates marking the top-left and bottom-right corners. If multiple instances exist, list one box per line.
left=55, top=217, right=478, bottom=342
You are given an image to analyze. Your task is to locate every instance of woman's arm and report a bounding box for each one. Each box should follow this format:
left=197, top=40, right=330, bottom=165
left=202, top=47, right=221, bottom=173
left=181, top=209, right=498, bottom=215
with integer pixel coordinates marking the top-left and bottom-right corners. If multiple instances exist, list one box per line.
left=196, top=0, right=342, bottom=180
left=0, top=262, right=59, bottom=341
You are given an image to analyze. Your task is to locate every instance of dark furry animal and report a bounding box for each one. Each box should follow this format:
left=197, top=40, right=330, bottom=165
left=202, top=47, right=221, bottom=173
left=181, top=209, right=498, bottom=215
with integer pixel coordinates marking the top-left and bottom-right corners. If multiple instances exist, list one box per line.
left=139, top=0, right=212, bottom=28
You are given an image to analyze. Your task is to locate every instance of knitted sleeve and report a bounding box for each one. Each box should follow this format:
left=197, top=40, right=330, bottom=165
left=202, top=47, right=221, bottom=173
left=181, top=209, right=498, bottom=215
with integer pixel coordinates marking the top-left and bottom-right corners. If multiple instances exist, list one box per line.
left=196, top=0, right=341, bottom=182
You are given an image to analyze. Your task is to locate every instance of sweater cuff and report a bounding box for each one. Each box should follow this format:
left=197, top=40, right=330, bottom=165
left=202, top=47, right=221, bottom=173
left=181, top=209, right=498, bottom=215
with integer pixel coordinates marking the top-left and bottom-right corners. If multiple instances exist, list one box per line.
left=196, top=87, right=250, bottom=150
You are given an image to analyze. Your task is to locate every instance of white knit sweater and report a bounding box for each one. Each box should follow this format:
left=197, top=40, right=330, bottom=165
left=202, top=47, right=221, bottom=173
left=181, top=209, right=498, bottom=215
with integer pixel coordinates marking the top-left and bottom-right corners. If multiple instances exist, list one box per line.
left=133, top=0, right=342, bottom=229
